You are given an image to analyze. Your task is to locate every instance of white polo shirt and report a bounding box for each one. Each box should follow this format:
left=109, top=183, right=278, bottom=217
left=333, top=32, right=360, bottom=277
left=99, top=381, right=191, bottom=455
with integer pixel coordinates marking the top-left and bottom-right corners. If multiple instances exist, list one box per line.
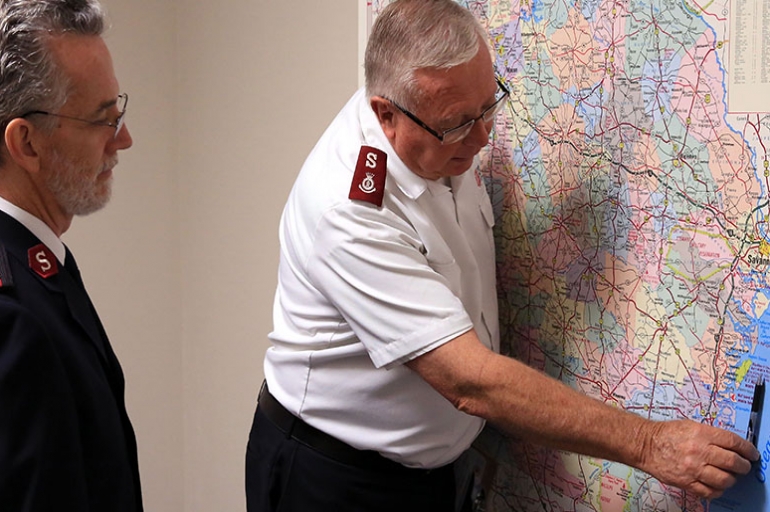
left=264, top=88, right=499, bottom=469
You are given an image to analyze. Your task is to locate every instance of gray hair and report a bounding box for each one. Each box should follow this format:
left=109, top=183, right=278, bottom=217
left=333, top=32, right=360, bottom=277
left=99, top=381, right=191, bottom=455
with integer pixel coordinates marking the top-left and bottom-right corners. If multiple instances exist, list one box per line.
left=365, top=0, right=488, bottom=110
left=0, top=0, right=105, bottom=159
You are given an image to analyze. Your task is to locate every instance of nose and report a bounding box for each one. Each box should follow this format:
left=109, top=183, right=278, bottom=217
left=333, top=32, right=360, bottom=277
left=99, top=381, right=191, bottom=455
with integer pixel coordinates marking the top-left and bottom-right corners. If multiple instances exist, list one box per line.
left=113, top=122, right=133, bottom=150
left=463, top=117, right=492, bottom=149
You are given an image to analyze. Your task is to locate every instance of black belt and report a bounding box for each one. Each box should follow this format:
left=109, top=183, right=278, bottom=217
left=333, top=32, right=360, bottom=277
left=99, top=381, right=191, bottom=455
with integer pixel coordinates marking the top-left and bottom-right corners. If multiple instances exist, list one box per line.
left=258, top=383, right=434, bottom=475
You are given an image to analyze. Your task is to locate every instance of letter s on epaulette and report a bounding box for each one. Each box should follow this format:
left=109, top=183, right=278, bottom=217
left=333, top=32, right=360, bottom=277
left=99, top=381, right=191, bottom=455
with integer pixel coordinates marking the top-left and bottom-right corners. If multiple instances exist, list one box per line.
left=0, top=244, right=14, bottom=288
left=349, top=145, right=387, bottom=207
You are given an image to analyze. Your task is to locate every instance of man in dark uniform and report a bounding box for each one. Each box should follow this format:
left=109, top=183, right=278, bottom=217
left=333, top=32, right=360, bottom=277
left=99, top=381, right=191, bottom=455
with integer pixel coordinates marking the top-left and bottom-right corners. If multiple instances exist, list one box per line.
left=0, top=1, right=142, bottom=510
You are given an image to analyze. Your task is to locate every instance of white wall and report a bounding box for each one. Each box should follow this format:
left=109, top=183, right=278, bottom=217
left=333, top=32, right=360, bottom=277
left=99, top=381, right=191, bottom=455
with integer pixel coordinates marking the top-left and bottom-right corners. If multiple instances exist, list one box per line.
left=64, top=1, right=358, bottom=511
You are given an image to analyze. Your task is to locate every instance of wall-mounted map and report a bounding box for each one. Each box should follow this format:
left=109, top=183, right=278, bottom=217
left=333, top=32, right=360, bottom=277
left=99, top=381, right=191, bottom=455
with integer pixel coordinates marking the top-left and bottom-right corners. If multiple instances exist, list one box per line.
left=366, top=0, right=770, bottom=509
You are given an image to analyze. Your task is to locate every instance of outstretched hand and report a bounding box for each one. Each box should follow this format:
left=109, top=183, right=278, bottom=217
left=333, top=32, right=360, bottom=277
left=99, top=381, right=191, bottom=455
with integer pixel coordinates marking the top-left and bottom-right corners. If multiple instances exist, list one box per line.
left=639, top=419, right=760, bottom=499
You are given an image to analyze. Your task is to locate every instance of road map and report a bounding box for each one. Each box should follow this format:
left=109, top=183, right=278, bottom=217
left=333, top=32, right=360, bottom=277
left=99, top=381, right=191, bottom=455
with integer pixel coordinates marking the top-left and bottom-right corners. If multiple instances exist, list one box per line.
left=367, top=0, right=770, bottom=510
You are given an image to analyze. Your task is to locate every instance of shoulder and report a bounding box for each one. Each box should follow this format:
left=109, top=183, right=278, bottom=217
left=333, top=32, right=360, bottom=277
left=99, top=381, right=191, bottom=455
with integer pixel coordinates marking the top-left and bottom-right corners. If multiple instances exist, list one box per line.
left=294, top=90, right=388, bottom=205
left=0, top=245, right=69, bottom=409
left=0, top=243, right=56, bottom=342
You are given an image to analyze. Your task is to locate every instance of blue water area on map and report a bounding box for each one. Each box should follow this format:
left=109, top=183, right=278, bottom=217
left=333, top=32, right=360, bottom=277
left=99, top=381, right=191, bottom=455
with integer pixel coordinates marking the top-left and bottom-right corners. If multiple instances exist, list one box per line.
left=712, top=313, right=770, bottom=512
left=519, top=0, right=543, bottom=23
left=727, top=306, right=770, bottom=425
left=711, top=379, right=770, bottom=511
left=760, top=312, right=770, bottom=353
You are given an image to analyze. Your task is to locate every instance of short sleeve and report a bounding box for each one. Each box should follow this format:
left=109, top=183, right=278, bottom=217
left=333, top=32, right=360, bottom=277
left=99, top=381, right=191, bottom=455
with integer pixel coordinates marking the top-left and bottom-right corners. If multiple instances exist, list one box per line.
left=307, top=203, right=473, bottom=368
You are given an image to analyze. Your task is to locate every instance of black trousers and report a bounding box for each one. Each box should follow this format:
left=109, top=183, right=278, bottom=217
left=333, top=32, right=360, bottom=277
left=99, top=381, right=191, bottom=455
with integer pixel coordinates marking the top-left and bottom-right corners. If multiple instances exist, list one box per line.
left=245, top=405, right=468, bottom=512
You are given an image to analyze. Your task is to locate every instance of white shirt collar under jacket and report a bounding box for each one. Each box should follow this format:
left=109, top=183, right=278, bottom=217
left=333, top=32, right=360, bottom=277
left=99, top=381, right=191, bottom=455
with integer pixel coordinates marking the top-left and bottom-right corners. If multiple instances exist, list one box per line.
left=0, top=195, right=66, bottom=264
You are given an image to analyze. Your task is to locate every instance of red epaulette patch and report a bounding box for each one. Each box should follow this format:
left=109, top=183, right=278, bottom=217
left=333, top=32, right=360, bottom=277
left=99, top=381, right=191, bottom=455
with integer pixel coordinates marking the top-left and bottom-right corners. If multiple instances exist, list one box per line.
left=28, top=244, right=58, bottom=279
left=348, top=145, right=387, bottom=207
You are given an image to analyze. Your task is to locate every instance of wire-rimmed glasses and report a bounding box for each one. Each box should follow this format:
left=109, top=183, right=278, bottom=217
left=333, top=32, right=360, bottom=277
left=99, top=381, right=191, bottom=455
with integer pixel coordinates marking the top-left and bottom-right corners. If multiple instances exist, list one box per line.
left=388, top=79, right=509, bottom=145
left=21, top=93, right=128, bottom=139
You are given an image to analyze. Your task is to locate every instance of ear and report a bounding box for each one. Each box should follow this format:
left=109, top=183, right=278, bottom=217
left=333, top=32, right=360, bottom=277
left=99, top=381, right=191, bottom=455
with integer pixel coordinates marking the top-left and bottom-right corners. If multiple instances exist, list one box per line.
left=370, top=96, right=398, bottom=140
left=4, top=118, right=42, bottom=174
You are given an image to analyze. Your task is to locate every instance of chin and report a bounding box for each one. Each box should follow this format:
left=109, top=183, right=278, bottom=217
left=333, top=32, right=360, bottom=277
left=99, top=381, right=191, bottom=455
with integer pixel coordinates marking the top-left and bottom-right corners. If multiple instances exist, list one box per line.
left=72, top=186, right=112, bottom=217
left=448, top=158, right=475, bottom=175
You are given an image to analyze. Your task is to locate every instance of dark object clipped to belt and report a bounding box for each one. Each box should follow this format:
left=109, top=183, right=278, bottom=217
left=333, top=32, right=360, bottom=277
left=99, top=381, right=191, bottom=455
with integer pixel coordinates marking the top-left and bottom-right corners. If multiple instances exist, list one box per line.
left=258, top=383, right=431, bottom=475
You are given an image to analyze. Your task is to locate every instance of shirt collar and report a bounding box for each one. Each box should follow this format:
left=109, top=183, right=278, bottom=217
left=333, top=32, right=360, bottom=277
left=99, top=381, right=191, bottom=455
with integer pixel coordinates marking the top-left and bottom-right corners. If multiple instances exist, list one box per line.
left=0, top=195, right=66, bottom=264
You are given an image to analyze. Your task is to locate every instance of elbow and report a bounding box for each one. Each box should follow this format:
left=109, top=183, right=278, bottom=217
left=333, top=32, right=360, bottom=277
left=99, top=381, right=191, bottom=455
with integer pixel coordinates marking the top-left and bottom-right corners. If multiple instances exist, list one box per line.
left=449, top=388, right=487, bottom=418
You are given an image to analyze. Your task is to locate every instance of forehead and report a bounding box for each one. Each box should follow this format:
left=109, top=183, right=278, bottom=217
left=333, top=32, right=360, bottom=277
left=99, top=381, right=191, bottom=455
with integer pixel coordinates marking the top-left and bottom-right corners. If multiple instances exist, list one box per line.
left=47, top=34, right=119, bottom=109
left=411, top=46, right=496, bottom=121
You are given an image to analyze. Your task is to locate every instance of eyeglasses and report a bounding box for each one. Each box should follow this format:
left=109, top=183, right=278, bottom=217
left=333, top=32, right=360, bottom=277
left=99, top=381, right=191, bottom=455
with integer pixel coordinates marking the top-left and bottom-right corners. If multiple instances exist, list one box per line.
left=21, top=93, right=128, bottom=139
left=388, top=79, right=509, bottom=145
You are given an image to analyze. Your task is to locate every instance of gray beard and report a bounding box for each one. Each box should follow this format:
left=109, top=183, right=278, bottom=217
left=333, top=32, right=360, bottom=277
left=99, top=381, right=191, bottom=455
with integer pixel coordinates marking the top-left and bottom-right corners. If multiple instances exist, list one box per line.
left=47, top=151, right=115, bottom=216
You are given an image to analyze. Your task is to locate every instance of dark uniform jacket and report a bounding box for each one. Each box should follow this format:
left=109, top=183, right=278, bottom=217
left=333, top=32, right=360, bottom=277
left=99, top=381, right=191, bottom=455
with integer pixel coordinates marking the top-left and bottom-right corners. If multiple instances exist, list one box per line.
left=0, top=211, right=142, bottom=511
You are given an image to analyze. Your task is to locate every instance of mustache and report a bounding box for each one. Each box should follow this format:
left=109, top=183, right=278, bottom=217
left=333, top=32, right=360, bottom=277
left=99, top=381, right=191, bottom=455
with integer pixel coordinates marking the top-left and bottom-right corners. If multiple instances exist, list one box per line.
left=102, top=157, right=118, bottom=172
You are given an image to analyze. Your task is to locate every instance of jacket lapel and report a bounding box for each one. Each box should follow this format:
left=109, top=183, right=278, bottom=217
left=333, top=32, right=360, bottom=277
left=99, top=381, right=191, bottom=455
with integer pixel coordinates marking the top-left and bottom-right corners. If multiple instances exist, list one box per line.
left=0, top=212, right=111, bottom=364
left=50, top=265, right=111, bottom=363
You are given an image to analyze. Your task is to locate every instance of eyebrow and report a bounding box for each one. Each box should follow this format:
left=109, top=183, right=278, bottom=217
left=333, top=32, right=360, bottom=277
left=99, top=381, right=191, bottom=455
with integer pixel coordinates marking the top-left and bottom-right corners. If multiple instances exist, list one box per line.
left=439, top=92, right=499, bottom=129
left=94, top=97, right=119, bottom=114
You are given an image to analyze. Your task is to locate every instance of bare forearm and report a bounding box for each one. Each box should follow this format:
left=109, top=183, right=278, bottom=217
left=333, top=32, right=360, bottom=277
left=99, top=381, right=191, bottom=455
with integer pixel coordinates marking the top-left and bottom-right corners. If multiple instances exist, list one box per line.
left=408, top=330, right=758, bottom=498
left=453, top=343, right=651, bottom=466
